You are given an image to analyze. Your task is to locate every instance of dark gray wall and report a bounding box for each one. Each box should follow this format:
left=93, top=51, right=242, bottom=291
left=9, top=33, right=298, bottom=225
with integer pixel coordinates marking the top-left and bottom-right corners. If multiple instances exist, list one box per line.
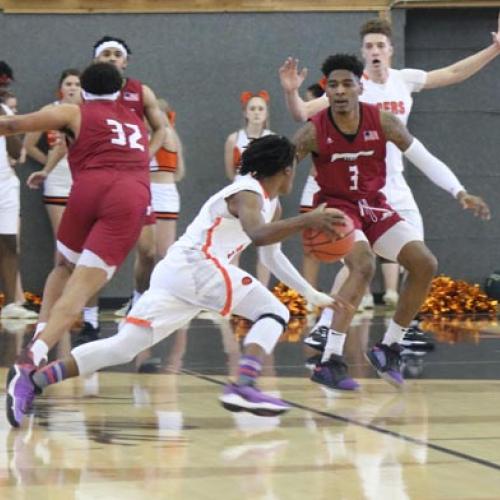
left=3, top=9, right=496, bottom=296
left=405, top=8, right=500, bottom=285
left=1, top=10, right=399, bottom=296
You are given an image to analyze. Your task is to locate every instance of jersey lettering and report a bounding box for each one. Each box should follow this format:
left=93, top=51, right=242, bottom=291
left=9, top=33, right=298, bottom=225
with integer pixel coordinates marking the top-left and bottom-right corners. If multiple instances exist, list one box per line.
left=106, top=119, right=145, bottom=151
left=349, top=165, right=359, bottom=191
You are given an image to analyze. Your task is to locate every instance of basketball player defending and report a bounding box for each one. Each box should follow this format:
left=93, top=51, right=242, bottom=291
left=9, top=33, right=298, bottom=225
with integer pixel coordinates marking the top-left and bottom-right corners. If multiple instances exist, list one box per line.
left=293, top=54, right=489, bottom=390
left=66, top=36, right=167, bottom=345
left=2, top=62, right=153, bottom=427
left=5, top=135, right=352, bottom=427
left=281, top=15, right=500, bottom=324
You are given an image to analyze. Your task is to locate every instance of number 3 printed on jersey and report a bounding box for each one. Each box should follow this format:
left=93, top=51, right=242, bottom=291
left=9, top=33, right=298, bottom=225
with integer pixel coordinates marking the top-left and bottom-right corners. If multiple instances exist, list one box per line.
left=349, top=165, right=359, bottom=191
left=106, top=119, right=145, bottom=151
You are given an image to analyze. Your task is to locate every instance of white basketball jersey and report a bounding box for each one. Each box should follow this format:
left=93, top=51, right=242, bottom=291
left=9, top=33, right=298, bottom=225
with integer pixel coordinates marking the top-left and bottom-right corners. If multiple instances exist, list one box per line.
left=0, top=104, right=15, bottom=182
left=360, top=68, right=427, bottom=210
left=360, top=68, right=427, bottom=175
left=174, top=174, right=278, bottom=263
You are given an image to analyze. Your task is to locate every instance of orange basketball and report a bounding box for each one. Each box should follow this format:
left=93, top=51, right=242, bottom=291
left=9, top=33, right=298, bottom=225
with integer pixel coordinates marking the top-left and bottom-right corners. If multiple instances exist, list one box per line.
left=303, top=213, right=355, bottom=263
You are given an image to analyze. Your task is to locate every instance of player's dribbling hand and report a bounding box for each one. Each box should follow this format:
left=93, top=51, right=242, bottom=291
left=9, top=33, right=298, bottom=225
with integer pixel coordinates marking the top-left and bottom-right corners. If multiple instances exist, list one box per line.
left=26, top=170, right=48, bottom=189
left=457, top=192, right=491, bottom=220
left=304, top=203, right=348, bottom=239
left=304, top=289, right=353, bottom=314
left=279, top=57, right=308, bottom=92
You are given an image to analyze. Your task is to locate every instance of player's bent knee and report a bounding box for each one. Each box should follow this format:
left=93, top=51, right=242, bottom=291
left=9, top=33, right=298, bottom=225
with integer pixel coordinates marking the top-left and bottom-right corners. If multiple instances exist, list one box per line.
left=345, top=252, right=375, bottom=283
left=243, top=301, right=289, bottom=355
left=259, top=299, right=290, bottom=326
left=409, top=250, right=438, bottom=279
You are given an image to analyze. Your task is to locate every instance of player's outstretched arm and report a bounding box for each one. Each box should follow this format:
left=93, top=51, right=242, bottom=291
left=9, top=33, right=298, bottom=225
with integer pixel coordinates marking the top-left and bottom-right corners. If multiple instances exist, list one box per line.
left=0, top=105, right=77, bottom=137
left=381, top=110, right=491, bottom=220
left=423, top=11, right=500, bottom=89
left=229, top=192, right=347, bottom=246
left=279, top=57, right=328, bottom=121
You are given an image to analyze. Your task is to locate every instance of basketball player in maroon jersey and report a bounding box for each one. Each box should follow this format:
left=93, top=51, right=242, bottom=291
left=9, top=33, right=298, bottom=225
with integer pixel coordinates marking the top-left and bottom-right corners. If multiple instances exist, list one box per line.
left=63, top=36, right=167, bottom=345
left=2, top=62, right=152, bottom=427
left=293, top=54, right=490, bottom=390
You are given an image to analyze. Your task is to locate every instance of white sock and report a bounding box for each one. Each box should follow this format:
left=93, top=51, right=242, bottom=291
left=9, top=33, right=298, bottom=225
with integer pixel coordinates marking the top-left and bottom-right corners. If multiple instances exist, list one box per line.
left=30, top=339, right=49, bottom=366
left=132, top=290, right=142, bottom=307
left=382, top=319, right=407, bottom=346
left=321, top=330, right=346, bottom=363
left=33, top=322, right=47, bottom=339
left=83, top=306, right=99, bottom=329
left=313, top=307, right=334, bottom=330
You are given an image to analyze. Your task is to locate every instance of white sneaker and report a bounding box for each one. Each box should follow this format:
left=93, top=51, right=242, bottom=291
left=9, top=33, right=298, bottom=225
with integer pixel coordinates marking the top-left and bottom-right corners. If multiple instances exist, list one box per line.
left=358, top=294, right=374, bottom=311
left=1, top=303, right=38, bottom=319
left=383, top=289, right=399, bottom=307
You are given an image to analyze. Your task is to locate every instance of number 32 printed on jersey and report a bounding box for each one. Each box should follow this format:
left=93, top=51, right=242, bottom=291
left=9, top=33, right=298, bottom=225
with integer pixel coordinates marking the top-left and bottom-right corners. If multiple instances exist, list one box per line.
left=106, top=119, right=145, bottom=151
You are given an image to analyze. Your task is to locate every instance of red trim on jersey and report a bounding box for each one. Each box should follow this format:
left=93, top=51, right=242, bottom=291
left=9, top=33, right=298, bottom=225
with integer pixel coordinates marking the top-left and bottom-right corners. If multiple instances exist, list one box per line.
left=258, top=181, right=270, bottom=199
left=201, top=216, right=233, bottom=316
left=126, top=316, right=152, bottom=328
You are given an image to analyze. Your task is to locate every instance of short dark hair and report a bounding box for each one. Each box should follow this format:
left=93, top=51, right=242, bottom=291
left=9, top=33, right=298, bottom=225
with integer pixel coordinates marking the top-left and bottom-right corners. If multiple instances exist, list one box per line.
left=80, top=62, right=122, bottom=95
left=321, top=54, right=364, bottom=79
left=306, top=83, right=324, bottom=99
left=93, top=35, right=132, bottom=56
left=360, top=18, right=393, bottom=41
left=240, top=135, right=296, bottom=179
left=58, top=68, right=81, bottom=88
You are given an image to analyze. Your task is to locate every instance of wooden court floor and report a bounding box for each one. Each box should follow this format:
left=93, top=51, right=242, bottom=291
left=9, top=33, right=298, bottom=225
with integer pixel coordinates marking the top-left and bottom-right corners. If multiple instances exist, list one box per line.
left=1, top=310, right=500, bottom=499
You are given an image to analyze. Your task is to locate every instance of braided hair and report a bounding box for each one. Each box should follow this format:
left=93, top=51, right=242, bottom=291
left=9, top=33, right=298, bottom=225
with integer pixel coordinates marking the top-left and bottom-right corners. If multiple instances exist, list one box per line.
left=240, top=135, right=296, bottom=179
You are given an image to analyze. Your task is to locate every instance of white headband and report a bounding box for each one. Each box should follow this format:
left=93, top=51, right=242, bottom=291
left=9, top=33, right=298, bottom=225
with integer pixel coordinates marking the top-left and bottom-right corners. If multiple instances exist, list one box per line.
left=94, top=40, right=128, bottom=59
left=81, top=90, right=120, bottom=101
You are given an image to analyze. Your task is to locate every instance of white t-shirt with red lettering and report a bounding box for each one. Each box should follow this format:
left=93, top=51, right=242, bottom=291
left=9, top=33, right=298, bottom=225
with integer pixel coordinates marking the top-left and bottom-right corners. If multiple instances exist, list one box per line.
left=360, top=68, right=427, bottom=211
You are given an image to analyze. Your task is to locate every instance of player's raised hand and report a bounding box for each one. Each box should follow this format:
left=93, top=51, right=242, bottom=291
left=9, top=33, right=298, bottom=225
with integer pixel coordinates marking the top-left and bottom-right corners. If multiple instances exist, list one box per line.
left=457, top=192, right=491, bottom=220
left=279, top=57, right=308, bottom=93
left=303, top=203, right=348, bottom=239
left=26, top=170, right=47, bottom=189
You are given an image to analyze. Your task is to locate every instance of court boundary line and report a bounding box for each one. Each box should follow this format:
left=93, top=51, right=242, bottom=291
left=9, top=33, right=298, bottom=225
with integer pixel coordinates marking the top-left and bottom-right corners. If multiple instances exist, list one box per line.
left=182, top=369, right=500, bottom=472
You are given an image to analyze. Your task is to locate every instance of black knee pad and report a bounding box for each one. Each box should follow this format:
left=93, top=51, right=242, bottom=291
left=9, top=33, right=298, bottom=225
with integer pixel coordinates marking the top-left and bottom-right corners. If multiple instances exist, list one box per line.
left=256, top=313, right=288, bottom=331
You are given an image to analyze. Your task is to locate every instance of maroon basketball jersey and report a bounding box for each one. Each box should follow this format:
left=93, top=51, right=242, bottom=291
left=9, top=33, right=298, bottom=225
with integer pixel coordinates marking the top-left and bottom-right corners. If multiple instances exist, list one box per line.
left=68, top=100, right=149, bottom=180
left=118, top=78, right=144, bottom=119
left=310, top=103, right=387, bottom=201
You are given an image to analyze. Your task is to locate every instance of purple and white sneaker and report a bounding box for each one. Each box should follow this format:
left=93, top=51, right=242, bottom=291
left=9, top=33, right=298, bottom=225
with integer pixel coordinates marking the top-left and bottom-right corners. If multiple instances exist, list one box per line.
left=219, top=383, right=291, bottom=416
left=310, top=354, right=359, bottom=391
left=365, top=343, right=404, bottom=388
left=5, top=365, right=39, bottom=428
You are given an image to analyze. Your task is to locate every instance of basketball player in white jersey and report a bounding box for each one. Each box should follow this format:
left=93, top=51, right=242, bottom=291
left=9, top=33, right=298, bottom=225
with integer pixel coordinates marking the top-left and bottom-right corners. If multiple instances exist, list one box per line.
left=224, top=90, right=274, bottom=286
left=7, top=135, right=351, bottom=426
left=279, top=15, right=500, bottom=346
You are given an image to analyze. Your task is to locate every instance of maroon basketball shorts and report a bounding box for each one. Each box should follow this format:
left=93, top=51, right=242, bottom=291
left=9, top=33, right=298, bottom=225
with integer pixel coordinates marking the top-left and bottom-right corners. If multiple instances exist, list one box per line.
left=314, top=191, right=402, bottom=246
left=57, top=168, right=151, bottom=271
